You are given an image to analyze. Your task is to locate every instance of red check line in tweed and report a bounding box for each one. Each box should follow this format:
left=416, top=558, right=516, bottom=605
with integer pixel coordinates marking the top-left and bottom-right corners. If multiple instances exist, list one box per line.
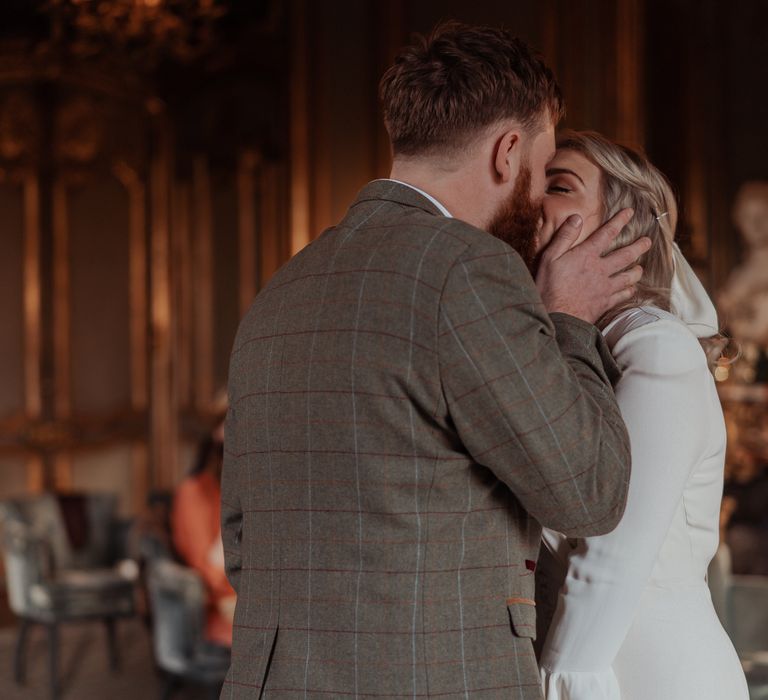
left=335, top=218, right=473, bottom=246
left=229, top=650, right=521, bottom=668
left=239, top=563, right=520, bottom=575
left=459, top=250, right=523, bottom=266
left=438, top=334, right=546, bottom=374
left=224, top=591, right=526, bottom=608
left=231, top=361, right=443, bottom=394
left=223, top=681, right=540, bottom=696
left=438, top=301, right=543, bottom=337
left=448, top=355, right=549, bottom=402
left=227, top=447, right=466, bottom=461
left=224, top=508, right=528, bottom=532
left=261, top=267, right=443, bottom=298
left=318, top=236, right=444, bottom=258
left=471, top=396, right=584, bottom=458
left=232, top=388, right=415, bottom=408
left=446, top=388, right=575, bottom=433
left=442, top=278, right=539, bottom=307
left=482, top=433, right=593, bottom=473
left=224, top=444, right=599, bottom=500
left=243, top=416, right=444, bottom=432
left=440, top=348, right=549, bottom=382
left=252, top=295, right=436, bottom=326
left=239, top=506, right=510, bottom=517
left=232, top=622, right=510, bottom=635
left=225, top=489, right=606, bottom=520
left=233, top=327, right=437, bottom=357
left=220, top=477, right=488, bottom=496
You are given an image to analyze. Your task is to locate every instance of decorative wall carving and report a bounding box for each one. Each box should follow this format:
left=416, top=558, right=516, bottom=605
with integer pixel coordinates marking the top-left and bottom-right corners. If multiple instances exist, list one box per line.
left=55, top=95, right=103, bottom=163
left=0, top=92, right=40, bottom=161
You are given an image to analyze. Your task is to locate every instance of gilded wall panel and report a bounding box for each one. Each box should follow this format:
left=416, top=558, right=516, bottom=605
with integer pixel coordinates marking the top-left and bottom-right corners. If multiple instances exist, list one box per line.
left=67, top=175, right=132, bottom=414
left=0, top=181, right=25, bottom=417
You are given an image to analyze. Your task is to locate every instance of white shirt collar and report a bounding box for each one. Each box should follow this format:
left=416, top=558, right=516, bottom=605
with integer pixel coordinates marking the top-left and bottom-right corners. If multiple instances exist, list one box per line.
left=379, top=179, right=453, bottom=218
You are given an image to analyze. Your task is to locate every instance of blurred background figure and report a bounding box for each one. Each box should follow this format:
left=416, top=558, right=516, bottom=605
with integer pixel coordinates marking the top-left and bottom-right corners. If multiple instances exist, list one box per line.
left=171, top=397, right=235, bottom=649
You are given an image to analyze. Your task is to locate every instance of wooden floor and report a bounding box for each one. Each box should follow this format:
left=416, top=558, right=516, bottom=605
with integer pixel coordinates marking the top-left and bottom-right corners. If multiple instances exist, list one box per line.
left=0, top=617, right=213, bottom=699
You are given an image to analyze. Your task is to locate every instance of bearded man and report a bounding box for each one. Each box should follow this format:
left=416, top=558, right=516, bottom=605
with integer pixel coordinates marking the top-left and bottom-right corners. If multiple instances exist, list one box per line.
left=221, top=21, right=650, bottom=700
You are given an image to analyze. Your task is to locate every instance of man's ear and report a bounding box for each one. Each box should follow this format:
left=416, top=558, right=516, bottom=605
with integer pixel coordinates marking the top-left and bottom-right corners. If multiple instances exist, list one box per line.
left=494, top=127, right=524, bottom=184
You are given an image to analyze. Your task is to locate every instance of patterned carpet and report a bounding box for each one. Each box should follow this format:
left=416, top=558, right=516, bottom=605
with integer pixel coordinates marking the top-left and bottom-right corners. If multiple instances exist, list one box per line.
left=0, top=618, right=213, bottom=699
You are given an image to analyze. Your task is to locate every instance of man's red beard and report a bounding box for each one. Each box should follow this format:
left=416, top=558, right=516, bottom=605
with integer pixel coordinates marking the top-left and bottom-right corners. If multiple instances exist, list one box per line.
left=487, top=162, right=543, bottom=274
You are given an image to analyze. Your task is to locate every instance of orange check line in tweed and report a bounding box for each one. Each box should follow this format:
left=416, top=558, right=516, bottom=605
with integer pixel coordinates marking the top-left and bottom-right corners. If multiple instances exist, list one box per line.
left=505, top=597, right=536, bottom=606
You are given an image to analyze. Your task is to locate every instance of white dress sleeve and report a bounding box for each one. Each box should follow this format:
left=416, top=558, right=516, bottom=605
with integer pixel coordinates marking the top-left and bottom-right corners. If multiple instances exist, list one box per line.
left=538, top=316, right=715, bottom=700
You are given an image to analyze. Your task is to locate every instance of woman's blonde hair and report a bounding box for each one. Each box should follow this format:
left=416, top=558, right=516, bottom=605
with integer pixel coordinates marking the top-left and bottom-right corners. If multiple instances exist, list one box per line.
left=555, top=130, right=677, bottom=328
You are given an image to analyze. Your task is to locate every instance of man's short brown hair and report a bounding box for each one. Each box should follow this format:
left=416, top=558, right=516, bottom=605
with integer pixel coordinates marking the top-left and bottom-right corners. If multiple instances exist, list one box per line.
left=379, top=22, right=564, bottom=157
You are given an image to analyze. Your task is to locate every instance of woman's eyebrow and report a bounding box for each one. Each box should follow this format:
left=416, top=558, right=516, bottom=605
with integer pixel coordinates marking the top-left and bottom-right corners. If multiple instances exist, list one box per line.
left=545, top=167, right=585, bottom=186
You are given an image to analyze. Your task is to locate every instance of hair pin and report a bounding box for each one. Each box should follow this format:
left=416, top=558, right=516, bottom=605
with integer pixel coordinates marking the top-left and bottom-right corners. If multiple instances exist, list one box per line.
left=655, top=211, right=669, bottom=221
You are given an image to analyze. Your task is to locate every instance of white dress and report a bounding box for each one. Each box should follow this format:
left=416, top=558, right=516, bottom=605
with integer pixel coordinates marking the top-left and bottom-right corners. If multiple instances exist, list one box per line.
left=538, top=305, right=749, bottom=700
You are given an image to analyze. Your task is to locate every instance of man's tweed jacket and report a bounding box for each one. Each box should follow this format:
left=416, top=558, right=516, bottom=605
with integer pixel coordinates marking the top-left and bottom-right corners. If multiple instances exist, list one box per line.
left=221, top=180, right=631, bottom=699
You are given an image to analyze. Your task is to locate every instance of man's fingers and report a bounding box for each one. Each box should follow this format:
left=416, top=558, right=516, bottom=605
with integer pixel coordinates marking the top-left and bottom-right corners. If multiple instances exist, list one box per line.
left=585, top=208, right=634, bottom=252
left=602, top=236, right=652, bottom=274
left=543, top=214, right=583, bottom=260
left=610, top=265, right=643, bottom=291
left=607, top=285, right=637, bottom=309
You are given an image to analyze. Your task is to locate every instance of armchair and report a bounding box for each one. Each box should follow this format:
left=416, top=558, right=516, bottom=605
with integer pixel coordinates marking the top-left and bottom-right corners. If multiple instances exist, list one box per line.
left=0, top=492, right=137, bottom=699
left=146, top=558, right=230, bottom=699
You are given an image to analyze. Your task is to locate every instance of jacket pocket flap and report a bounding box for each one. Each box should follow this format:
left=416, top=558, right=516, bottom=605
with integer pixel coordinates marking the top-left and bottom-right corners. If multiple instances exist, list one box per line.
left=506, top=597, right=536, bottom=640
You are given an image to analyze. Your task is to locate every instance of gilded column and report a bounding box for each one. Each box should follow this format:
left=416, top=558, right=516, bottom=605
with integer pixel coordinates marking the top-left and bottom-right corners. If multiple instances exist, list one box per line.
left=149, top=107, right=178, bottom=489
left=615, top=0, right=645, bottom=147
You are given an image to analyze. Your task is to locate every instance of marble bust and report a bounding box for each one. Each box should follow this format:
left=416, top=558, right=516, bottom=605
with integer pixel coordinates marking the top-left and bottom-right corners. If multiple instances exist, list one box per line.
left=718, top=181, right=768, bottom=346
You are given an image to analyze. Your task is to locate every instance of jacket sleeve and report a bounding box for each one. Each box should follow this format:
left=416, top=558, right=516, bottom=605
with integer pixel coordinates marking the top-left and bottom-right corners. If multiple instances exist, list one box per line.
left=437, top=239, right=631, bottom=537
left=220, top=405, right=243, bottom=594
left=538, top=318, right=715, bottom=699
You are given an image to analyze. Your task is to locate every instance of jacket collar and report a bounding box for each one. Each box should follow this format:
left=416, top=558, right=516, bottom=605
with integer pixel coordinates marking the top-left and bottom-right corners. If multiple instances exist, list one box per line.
left=350, top=179, right=445, bottom=218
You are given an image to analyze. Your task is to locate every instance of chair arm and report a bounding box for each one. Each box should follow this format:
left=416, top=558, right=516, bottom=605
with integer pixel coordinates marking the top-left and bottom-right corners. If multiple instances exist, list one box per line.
left=30, top=569, right=136, bottom=619
left=1, top=520, right=54, bottom=578
left=1, top=521, right=55, bottom=616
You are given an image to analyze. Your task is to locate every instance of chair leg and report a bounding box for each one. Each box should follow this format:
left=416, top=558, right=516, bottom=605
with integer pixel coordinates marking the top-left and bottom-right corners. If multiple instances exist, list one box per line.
left=47, top=622, right=59, bottom=700
left=160, top=673, right=179, bottom=700
left=13, top=618, right=32, bottom=684
left=104, top=616, right=120, bottom=672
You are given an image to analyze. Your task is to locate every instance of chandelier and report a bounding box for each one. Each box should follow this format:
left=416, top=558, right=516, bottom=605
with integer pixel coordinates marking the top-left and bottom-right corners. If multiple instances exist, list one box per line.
left=44, top=0, right=228, bottom=66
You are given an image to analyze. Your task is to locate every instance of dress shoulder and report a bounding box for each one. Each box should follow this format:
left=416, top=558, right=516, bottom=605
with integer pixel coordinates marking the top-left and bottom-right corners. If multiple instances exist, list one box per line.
left=603, top=306, right=707, bottom=377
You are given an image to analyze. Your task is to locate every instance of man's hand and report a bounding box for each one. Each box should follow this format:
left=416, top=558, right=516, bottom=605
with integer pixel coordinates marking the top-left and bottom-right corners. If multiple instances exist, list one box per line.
left=536, top=209, right=651, bottom=324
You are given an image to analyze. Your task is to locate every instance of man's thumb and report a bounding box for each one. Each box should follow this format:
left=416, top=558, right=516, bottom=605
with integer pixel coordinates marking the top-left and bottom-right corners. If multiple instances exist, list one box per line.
left=545, top=214, right=583, bottom=259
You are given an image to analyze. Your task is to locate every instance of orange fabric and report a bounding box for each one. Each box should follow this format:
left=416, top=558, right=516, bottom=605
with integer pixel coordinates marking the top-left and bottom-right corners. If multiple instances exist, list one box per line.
left=172, top=470, right=235, bottom=646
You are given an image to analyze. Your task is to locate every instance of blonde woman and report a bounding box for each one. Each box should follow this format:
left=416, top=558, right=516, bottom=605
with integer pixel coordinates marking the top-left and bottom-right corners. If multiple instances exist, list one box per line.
left=536, top=132, right=748, bottom=700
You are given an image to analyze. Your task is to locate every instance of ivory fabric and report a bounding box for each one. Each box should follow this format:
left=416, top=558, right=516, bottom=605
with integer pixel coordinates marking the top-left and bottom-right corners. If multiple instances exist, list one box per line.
left=220, top=180, right=632, bottom=699
left=539, top=306, right=748, bottom=700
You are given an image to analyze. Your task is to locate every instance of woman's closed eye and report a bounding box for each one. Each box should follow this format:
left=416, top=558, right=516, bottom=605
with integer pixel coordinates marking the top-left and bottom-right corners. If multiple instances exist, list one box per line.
left=547, top=184, right=572, bottom=194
